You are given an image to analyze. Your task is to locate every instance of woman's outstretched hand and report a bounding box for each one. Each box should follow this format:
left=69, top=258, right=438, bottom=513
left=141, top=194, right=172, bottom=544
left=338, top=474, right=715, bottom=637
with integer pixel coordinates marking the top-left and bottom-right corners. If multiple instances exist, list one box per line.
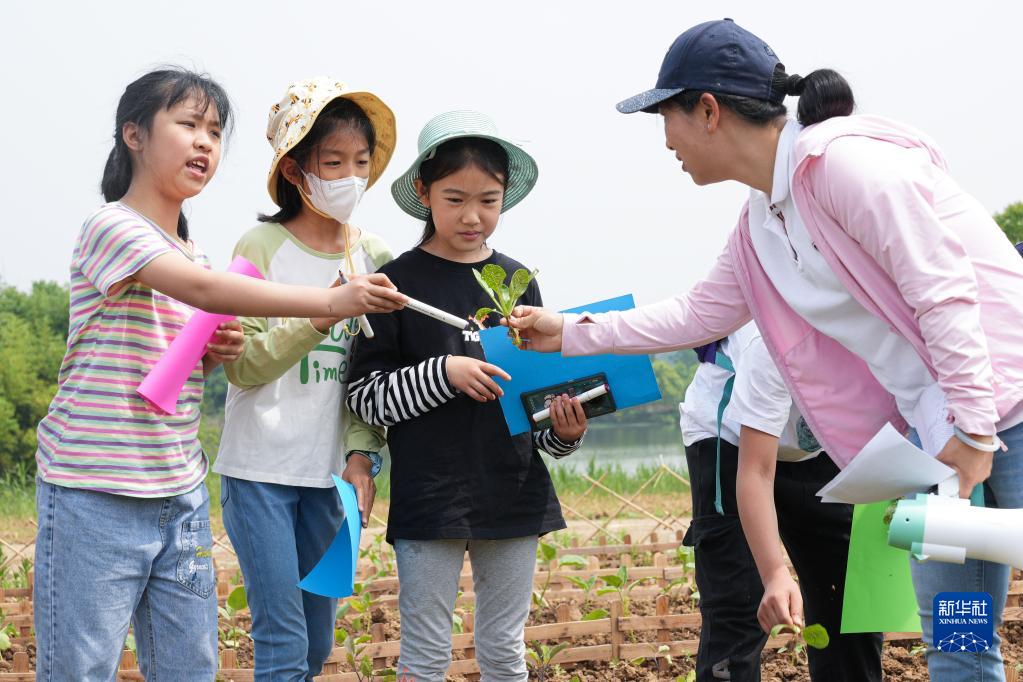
left=503, top=305, right=565, bottom=353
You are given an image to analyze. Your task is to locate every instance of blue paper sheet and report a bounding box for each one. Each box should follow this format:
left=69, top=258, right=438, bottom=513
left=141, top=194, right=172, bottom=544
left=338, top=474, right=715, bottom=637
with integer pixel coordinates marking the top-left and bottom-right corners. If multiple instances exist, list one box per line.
left=298, top=475, right=362, bottom=598
left=479, top=294, right=662, bottom=436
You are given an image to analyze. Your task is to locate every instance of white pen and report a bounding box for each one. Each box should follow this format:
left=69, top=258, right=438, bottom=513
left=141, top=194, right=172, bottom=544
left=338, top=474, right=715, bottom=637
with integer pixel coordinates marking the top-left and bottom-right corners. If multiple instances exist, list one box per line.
left=532, top=384, right=609, bottom=423
left=403, top=297, right=470, bottom=330
left=337, top=269, right=375, bottom=339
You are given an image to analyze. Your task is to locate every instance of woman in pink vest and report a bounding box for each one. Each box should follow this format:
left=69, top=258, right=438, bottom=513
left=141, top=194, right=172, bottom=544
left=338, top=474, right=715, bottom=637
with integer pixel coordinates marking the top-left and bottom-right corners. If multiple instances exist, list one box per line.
left=510, top=18, right=1023, bottom=682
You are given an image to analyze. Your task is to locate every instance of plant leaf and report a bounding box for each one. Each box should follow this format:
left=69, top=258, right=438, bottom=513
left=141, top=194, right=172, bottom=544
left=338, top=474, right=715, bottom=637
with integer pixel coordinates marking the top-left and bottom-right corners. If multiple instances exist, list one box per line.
left=472, top=268, right=503, bottom=308
left=474, top=307, right=496, bottom=324
left=481, top=264, right=507, bottom=291
left=600, top=574, right=624, bottom=588
left=558, top=554, right=587, bottom=569
left=550, top=642, right=571, bottom=659
left=583, top=608, right=609, bottom=620
left=567, top=576, right=590, bottom=589
left=509, top=268, right=537, bottom=301
left=539, top=541, right=558, bottom=563
left=227, top=585, right=247, bottom=611
left=803, top=623, right=830, bottom=649
left=596, top=587, right=619, bottom=596
left=770, top=623, right=799, bottom=638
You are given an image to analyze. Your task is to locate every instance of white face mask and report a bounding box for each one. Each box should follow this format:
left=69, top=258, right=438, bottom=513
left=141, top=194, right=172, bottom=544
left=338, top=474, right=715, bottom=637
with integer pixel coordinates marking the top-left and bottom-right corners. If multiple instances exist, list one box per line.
left=301, top=172, right=367, bottom=223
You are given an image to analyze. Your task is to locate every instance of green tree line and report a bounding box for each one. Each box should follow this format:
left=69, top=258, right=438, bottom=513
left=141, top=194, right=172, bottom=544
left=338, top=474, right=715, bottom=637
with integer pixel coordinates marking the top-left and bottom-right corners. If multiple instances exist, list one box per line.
left=2, top=202, right=1020, bottom=472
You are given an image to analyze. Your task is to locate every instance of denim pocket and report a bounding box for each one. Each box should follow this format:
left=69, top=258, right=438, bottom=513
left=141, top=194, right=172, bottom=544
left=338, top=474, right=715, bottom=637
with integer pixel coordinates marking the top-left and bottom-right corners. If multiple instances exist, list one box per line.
left=176, top=519, right=215, bottom=598
left=219, top=475, right=230, bottom=508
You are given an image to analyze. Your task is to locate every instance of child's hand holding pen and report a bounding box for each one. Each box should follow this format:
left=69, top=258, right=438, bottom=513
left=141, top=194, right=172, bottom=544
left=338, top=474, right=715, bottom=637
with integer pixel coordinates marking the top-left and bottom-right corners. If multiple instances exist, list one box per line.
left=338, top=269, right=376, bottom=338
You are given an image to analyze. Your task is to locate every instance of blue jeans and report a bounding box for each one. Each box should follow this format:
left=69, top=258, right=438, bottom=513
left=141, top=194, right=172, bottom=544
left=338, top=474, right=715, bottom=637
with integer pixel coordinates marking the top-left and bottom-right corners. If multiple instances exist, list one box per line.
left=220, top=476, right=342, bottom=682
left=910, top=421, right=1023, bottom=681
left=34, top=478, right=217, bottom=682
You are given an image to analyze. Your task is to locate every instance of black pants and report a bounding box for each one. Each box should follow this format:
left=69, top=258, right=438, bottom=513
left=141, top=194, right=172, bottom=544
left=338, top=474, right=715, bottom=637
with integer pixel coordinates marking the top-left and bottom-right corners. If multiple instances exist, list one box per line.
left=683, top=438, right=883, bottom=681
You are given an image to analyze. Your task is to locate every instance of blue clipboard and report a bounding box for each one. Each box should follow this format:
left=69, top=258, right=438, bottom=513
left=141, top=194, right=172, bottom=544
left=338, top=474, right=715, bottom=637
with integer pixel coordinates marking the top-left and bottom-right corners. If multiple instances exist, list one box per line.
left=298, top=475, right=362, bottom=598
left=478, top=294, right=662, bottom=436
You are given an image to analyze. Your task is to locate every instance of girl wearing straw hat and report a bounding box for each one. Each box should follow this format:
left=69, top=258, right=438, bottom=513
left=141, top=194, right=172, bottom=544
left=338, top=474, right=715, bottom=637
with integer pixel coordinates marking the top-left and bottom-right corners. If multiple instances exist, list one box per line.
left=346, top=110, right=588, bottom=682
left=215, top=77, right=398, bottom=681
left=508, top=18, right=1023, bottom=682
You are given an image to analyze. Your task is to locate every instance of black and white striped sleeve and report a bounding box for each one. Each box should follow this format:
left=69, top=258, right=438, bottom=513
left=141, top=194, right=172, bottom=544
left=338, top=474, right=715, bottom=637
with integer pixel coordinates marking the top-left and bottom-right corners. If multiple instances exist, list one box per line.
left=534, top=429, right=585, bottom=459
left=346, top=355, right=458, bottom=427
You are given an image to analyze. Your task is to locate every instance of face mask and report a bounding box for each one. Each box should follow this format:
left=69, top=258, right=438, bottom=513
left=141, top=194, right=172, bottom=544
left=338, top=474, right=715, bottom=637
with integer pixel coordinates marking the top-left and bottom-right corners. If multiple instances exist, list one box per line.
left=301, top=172, right=367, bottom=223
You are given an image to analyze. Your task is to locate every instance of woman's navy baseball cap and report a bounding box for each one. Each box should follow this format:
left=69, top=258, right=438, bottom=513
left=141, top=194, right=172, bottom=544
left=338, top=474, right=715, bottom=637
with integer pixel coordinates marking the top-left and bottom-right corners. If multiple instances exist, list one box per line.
left=617, top=18, right=784, bottom=114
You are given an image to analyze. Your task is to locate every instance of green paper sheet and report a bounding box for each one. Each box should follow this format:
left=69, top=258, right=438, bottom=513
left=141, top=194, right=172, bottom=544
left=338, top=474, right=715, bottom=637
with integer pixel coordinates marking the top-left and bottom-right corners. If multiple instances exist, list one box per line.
left=841, top=501, right=922, bottom=633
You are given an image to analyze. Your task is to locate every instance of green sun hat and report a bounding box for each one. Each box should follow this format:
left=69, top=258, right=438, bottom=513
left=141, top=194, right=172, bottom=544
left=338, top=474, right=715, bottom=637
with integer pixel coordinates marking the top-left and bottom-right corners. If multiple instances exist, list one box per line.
left=391, top=110, right=538, bottom=220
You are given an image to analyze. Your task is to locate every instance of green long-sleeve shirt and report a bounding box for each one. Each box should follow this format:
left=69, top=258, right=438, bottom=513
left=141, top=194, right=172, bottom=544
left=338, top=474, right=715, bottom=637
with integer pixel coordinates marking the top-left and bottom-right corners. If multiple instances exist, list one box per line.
left=213, top=222, right=392, bottom=486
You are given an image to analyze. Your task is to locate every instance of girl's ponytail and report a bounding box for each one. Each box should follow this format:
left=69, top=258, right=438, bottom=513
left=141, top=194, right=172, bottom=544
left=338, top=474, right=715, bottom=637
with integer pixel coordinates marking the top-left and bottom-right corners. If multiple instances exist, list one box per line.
left=101, top=142, right=132, bottom=205
left=782, top=69, right=855, bottom=126
left=101, top=67, right=233, bottom=242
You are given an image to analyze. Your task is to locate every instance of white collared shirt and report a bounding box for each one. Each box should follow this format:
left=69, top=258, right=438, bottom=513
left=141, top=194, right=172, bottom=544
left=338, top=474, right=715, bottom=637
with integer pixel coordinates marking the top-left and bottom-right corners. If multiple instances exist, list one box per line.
left=680, top=322, right=819, bottom=461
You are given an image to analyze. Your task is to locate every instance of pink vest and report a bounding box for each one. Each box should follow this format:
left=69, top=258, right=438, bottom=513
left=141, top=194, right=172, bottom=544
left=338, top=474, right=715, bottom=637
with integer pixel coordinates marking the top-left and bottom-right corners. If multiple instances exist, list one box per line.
left=728, top=116, right=1023, bottom=466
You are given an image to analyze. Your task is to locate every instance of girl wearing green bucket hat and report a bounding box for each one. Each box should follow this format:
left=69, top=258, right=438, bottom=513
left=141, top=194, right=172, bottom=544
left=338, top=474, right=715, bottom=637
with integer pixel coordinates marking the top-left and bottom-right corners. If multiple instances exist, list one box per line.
left=215, top=77, right=400, bottom=681
left=346, top=110, right=587, bottom=681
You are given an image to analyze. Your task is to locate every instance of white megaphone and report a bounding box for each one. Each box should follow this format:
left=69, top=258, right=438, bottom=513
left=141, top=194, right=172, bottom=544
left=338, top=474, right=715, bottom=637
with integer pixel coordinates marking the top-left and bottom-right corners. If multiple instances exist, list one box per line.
left=888, top=475, right=1023, bottom=569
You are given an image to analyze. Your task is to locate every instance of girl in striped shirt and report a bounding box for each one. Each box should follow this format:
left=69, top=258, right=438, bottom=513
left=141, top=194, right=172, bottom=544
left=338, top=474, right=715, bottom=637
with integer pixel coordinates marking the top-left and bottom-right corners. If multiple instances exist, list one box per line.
left=34, top=67, right=405, bottom=681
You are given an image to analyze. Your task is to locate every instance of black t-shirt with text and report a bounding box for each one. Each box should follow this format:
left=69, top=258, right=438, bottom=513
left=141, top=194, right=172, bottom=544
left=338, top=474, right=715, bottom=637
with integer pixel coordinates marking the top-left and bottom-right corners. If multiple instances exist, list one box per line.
left=349, top=248, right=567, bottom=543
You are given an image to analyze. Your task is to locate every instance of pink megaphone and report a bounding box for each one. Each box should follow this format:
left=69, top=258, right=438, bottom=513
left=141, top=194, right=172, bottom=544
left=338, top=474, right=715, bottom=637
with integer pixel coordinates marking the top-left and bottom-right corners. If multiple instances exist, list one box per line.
left=137, top=255, right=264, bottom=415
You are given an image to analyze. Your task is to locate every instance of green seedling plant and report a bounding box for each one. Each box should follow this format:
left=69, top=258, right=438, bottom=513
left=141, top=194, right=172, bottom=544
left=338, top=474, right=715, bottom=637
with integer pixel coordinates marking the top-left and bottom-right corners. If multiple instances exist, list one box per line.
left=217, top=585, right=250, bottom=648
left=472, top=264, right=537, bottom=348
left=567, top=573, right=599, bottom=607
left=346, top=581, right=378, bottom=636
left=0, top=609, right=16, bottom=652
left=452, top=592, right=466, bottom=634
left=360, top=533, right=396, bottom=578
left=664, top=545, right=700, bottom=606
left=627, top=643, right=674, bottom=668
left=0, top=549, right=32, bottom=590
left=597, top=565, right=647, bottom=616
left=525, top=640, right=570, bottom=682
left=337, top=630, right=396, bottom=682
left=770, top=623, right=830, bottom=666
left=532, top=542, right=586, bottom=610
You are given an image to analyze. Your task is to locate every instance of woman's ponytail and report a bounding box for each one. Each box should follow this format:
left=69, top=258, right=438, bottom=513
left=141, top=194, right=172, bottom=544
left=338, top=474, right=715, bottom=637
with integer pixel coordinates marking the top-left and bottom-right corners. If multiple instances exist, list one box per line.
left=791, top=69, right=854, bottom=126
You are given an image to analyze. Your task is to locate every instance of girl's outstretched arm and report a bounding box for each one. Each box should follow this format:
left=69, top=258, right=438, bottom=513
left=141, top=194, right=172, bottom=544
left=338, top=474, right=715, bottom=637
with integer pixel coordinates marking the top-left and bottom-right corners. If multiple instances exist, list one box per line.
left=134, top=250, right=406, bottom=319
left=736, top=424, right=803, bottom=632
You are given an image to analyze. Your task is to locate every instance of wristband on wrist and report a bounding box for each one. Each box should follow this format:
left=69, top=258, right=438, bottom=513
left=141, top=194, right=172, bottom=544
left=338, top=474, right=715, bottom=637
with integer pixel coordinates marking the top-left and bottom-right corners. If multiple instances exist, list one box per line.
left=952, top=426, right=1001, bottom=453
left=345, top=450, right=383, bottom=477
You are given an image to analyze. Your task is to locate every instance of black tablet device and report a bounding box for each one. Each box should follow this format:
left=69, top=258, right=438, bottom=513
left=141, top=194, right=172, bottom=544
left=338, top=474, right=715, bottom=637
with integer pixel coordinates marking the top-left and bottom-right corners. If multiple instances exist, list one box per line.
left=520, top=372, right=616, bottom=432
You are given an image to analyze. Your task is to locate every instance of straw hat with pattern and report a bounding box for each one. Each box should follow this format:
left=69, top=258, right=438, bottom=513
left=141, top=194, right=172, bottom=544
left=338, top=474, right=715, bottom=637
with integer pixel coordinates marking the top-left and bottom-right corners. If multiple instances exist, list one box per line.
left=391, top=110, right=538, bottom=220
left=266, top=76, right=396, bottom=205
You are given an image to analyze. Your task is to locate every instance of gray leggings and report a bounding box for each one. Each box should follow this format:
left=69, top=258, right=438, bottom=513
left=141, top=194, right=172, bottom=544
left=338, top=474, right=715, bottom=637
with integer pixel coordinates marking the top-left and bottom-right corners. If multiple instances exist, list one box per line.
left=394, top=536, right=538, bottom=682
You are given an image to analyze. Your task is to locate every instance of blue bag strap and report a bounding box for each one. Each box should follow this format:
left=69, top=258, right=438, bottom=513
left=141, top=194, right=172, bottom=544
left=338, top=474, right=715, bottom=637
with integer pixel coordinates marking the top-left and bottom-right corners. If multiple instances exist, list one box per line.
left=712, top=352, right=735, bottom=515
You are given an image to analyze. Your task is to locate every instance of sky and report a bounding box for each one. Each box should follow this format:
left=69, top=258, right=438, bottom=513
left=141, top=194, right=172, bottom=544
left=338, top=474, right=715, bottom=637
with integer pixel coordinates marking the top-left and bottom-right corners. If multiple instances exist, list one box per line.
left=3, top=1, right=1021, bottom=311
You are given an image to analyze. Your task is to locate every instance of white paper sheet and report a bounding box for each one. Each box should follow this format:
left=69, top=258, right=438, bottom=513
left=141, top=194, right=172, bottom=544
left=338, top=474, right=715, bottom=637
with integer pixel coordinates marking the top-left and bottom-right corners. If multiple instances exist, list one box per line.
left=816, top=423, right=955, bottom=504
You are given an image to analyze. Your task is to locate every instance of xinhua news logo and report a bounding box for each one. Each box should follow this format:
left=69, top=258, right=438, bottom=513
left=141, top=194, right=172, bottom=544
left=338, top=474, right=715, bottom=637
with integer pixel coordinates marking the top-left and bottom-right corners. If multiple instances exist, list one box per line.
left=933, top=592, right=993, bottom=653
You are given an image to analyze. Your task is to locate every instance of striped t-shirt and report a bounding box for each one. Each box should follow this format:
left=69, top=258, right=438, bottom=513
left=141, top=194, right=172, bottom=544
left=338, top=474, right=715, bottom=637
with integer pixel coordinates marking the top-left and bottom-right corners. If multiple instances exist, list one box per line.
left=36, top=202, right=211, bottom=497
